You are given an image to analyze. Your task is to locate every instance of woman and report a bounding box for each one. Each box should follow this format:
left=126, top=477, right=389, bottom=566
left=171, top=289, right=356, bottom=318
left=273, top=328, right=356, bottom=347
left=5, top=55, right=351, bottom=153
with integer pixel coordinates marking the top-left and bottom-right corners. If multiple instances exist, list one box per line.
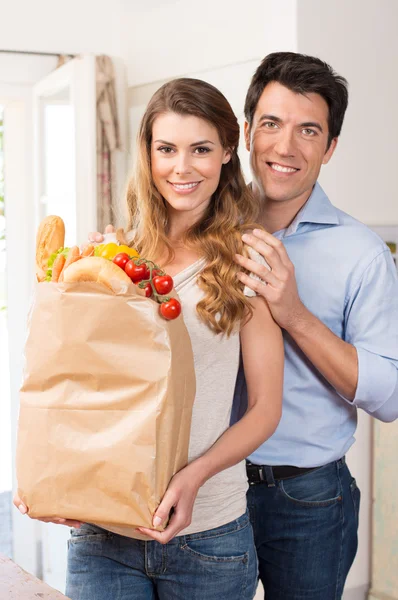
left=15, top=78, right=283, bottom=600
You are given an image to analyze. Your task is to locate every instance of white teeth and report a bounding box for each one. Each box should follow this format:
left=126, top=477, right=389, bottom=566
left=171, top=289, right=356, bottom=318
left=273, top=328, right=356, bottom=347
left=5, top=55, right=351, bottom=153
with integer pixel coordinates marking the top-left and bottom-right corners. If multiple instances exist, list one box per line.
left=270, top=163, right=297, bottom=173
left=172, top=182, right=200, bottom=190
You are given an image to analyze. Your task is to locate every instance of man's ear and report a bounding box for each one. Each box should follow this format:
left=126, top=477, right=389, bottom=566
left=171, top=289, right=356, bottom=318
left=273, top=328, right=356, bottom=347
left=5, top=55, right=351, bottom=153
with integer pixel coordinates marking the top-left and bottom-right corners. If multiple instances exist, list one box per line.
left=244, top=121, right=251, bottom=152
left=323, top=137, right=338, bottom=165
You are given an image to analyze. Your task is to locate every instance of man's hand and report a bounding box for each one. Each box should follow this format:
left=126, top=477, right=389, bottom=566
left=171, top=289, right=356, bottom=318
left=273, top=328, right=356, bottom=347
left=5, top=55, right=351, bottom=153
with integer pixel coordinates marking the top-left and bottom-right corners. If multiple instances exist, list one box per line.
left=235, top=229, right=359, bottom=400
left=13, top=493, right=82, bottom=528
left=234, top=229, right=307, bottom=331
left=137, top=466, right=201, bottom=544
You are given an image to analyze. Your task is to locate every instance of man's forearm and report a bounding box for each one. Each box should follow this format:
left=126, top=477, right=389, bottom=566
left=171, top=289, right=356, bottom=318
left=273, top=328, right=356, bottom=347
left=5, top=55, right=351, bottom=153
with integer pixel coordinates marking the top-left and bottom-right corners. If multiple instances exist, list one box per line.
left=287, top=306, right=358, bottom=401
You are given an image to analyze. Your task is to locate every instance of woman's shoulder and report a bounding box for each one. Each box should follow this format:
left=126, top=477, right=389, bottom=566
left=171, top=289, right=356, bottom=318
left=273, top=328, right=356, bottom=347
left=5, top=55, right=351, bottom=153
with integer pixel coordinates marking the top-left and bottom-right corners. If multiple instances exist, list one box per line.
left=243, top=245, right=271, bottom=298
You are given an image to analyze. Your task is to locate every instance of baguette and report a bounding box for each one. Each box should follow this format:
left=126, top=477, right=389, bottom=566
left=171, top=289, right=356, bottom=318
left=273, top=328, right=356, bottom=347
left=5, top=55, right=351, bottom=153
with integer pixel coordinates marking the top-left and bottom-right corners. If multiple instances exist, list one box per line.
left=36, top=216, right=65, bottom=282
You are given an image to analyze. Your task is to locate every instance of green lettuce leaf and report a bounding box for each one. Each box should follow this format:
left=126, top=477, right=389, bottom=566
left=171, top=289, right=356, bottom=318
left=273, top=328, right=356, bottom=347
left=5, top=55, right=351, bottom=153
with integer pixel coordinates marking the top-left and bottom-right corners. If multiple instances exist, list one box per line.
left=45, top=247, right=70, bottom=281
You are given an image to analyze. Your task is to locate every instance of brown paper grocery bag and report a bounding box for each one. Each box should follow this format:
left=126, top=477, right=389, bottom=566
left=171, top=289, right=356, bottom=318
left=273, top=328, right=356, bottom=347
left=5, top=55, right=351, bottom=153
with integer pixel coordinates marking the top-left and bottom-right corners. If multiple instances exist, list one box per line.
left=16, top=281, right=195, bottom=537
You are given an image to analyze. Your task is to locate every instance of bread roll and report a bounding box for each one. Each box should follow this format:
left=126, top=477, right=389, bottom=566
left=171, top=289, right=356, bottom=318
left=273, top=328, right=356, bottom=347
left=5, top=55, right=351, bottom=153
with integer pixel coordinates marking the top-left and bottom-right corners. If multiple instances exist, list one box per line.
left=36, top=215, right=65, bottom=282
left=63, top=256, right=139, bottom=293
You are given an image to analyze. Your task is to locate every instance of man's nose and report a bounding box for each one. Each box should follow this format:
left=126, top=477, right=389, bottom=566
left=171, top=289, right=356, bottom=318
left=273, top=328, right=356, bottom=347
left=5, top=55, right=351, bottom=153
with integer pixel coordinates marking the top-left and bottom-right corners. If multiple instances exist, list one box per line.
left=174, top=152, right=192, bottom=175
left=274, top=129, right=296, bottom=157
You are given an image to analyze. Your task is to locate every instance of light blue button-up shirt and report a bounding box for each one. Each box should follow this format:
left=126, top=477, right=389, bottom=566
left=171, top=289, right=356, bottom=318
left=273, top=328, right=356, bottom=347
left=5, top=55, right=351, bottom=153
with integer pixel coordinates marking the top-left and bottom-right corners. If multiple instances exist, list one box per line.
left=232, top=182, right=398, bottom=467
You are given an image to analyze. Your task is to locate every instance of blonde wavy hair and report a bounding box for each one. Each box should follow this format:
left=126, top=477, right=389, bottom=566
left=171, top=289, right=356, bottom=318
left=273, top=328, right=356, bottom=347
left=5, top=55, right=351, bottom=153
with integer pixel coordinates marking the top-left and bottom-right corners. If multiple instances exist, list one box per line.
left=125, top=78, right=260, bottom=335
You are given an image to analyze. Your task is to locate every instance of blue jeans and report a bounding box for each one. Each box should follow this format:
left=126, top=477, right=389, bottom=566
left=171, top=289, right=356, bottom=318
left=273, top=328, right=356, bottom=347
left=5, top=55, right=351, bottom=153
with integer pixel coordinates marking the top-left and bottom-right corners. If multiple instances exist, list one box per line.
left=247, top=457, right=360, bottom=600
left=66, top=511, right=258, bottom=600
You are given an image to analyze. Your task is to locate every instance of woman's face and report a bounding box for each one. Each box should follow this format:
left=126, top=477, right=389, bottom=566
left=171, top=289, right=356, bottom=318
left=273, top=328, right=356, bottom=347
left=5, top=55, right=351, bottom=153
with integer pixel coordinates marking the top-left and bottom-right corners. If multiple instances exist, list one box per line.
left=151, top=112, right=231, bottom=225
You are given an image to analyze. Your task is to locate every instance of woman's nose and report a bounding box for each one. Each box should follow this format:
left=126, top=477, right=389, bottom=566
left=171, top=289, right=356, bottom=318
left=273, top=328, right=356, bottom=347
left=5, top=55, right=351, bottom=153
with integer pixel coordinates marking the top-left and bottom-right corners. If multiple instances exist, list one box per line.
left=174, top=153, right=192, bottom=175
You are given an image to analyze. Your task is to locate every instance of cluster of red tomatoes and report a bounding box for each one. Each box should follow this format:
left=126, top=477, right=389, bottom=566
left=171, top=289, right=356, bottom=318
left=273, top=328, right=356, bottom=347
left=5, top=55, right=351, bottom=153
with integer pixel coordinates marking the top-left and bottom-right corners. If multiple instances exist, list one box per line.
left=113, top=253, right=181, bottom=320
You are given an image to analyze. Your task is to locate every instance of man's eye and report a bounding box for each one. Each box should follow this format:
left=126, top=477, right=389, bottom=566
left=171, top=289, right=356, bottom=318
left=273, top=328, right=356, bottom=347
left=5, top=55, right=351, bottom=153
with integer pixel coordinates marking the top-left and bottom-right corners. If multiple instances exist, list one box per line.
left=263, top=122, right=277, bottom=129
left=158, top=146, right=174, bottom=153
left=302, top=128, right=316, bottom=136
left=194, top=147, right=211, bottom=154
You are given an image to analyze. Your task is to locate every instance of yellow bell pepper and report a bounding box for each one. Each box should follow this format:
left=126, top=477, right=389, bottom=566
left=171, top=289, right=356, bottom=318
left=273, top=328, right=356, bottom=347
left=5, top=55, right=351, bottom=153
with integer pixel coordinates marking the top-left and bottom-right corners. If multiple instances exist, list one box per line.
left=94, top=243, right=140, bottom=260
left=117, top=245, right=140, bottom=259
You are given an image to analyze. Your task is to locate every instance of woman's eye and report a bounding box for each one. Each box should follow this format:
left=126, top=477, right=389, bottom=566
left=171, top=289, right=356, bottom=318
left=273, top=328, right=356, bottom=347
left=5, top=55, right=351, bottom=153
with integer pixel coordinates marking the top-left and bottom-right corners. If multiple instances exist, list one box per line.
left=194, top=146, right=211, bottom=154
left=158, top=146, right=174, bottom=153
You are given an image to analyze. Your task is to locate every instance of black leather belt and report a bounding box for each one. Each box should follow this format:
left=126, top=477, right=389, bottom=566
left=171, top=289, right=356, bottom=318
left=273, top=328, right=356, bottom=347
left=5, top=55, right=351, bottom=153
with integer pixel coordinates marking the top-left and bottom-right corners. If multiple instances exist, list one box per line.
left=246, top=461, right=318, bottom=484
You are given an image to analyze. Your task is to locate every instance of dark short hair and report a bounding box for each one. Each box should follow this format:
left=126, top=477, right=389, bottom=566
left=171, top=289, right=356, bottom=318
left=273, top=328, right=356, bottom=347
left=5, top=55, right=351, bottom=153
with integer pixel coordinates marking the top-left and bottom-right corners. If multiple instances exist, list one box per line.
left=244, top=52, right=349, bottom=147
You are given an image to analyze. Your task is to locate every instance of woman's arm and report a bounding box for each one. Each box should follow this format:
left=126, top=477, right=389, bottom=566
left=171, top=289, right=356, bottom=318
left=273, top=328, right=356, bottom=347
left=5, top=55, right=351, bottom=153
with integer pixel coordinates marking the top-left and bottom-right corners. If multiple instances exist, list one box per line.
left=189, top=295, right=283, bottom=480
left=138, top=296, right=284, bottom=543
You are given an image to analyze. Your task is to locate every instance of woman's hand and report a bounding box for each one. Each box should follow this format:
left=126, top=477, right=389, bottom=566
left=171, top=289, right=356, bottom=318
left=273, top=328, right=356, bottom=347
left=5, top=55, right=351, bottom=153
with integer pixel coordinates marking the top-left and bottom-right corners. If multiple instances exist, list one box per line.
left=13, top=493, right=83, bottom=528
left=137, top=465, right=202, bottom=544
left=80, top=223, right=115, bottom=252
left=87, top=223, right=115, bottom=245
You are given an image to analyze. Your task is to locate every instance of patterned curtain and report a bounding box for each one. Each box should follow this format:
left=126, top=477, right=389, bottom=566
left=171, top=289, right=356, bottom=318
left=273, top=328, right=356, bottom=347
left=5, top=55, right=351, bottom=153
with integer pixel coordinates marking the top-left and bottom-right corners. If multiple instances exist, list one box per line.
left=96, top=55, right=121, bottom=232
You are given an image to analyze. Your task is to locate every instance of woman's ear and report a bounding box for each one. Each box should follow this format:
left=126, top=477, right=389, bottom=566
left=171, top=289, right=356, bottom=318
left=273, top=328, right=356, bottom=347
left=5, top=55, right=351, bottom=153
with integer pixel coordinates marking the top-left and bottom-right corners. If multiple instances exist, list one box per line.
left=222, top=148, right=233, bottom=164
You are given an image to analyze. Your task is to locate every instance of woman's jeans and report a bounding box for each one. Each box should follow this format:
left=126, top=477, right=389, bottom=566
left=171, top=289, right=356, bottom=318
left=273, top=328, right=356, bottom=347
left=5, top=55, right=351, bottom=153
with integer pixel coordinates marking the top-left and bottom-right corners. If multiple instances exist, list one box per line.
left=66, top=511, right=258, bottom=600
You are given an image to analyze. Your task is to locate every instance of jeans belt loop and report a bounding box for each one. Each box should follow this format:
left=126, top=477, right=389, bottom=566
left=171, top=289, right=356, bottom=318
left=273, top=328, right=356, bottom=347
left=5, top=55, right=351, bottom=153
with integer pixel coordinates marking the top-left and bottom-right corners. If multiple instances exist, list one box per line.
left=263, top=466, right=276, bottom=488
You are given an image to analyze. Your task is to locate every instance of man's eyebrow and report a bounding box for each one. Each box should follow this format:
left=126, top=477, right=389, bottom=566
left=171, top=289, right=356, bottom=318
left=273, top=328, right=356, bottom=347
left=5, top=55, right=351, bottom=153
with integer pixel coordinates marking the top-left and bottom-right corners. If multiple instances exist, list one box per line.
left=258, top=114, right=283, bottom=124
left=300, top=121, right=323, bottom=133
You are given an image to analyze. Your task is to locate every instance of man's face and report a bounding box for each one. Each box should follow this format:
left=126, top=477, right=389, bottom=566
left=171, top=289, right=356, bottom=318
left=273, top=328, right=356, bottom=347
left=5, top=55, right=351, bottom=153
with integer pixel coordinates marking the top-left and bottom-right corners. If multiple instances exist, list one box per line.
left=245, top=82, right=337, bottom=205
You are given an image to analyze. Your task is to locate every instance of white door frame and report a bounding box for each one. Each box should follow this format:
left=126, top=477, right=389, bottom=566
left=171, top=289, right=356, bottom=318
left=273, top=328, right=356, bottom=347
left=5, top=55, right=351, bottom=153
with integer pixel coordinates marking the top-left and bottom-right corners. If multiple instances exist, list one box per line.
left=33, top=54, right=97, bottom=240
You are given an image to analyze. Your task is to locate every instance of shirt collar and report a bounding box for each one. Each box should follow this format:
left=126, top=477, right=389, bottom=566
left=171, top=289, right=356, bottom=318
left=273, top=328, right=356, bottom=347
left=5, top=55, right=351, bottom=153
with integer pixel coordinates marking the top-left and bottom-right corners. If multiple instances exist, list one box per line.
left=281, top=182, right=340, bottom=238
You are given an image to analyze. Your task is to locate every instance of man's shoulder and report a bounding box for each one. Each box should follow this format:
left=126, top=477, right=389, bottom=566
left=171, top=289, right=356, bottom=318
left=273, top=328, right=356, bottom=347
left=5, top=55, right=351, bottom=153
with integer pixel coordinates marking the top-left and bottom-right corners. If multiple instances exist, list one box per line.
left=330, top=204, right=387, bottom=257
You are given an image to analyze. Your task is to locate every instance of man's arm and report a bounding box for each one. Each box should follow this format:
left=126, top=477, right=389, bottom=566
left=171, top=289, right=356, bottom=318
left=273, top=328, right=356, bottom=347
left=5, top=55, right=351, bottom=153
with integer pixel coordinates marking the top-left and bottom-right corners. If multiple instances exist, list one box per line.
left=283, top=305, right=358, bottom=400
left=235, top=229, right=398, bottom=421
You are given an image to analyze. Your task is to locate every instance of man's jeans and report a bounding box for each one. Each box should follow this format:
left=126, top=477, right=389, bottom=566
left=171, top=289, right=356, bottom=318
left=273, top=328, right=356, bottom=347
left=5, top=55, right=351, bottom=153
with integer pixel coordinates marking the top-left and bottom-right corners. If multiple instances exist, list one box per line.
left=66, top=511, right=258, bottom=600
left=247, top=457, right=360, bottom=600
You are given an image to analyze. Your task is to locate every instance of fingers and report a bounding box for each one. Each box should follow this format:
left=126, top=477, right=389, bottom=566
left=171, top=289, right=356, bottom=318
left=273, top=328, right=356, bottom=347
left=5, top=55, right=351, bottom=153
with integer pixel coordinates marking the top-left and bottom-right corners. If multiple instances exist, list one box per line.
left=242, top=231, right=289, bottom=270
left=13, top=495, right=28, bottom=515
left=13, top=496, right=82, bottom=528
left=151, top=489, right=176, bottom=529
left=137, top=490, right=193, bottom=544
left=86, top=224, right=114, bottom=246
left=137, top=510, right=186, bottom=544
left=41, top=518, right=82, bottom=528
left=88, top=232, right=105, bottom=243
left=237, top=271, right=269, bottom=297
left=136, top=527, right=163, bottom=542
left=234, top=254, right=280, bottom=289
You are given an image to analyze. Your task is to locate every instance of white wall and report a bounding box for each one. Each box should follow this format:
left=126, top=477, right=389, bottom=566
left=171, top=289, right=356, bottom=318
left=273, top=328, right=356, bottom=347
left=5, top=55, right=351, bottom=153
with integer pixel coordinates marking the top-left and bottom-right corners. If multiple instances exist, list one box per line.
left=0, top=0, right=123, bottom=58
left=125, top=0, right=298, bottom=177
left=298, top=0, right=398, bottom=226
left=121, top=0, right=297, bottom=87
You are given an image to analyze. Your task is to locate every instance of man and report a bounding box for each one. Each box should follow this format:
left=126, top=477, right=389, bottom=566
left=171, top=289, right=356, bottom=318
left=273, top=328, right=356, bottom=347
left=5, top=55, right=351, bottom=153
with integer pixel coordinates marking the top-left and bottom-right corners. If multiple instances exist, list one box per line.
left=233, top=52, right=398, bottom=599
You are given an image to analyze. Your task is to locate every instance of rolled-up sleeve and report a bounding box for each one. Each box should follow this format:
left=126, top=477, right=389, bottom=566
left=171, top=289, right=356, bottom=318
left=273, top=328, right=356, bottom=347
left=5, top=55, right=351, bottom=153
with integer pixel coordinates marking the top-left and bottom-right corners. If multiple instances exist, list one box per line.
left=344, top=249, right=398, bottom=422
